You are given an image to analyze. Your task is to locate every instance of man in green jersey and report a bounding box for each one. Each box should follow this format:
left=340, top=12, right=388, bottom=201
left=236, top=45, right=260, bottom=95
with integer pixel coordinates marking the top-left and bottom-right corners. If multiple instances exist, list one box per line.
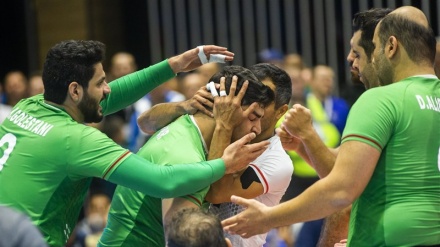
left=223, top=7, right=440, bottom=246
left=0, top=40, right=269, bottom=246
left=98, top=65, right=274, bottom=246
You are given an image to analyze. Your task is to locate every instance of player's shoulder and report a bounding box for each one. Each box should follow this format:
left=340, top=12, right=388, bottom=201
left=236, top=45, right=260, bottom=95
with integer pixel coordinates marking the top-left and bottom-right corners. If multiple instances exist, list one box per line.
left=252, top=136, right=293, bottom=171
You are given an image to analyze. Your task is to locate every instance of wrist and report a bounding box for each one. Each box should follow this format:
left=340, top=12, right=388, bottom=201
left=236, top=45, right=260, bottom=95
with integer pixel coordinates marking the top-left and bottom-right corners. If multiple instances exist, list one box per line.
left=298, top=127, right=316, bottom=142
left=215, top=121, right=234, bottom=132
left=179, top=100, right=193, bottom=114
left=167, top=56, right=181, bottom=74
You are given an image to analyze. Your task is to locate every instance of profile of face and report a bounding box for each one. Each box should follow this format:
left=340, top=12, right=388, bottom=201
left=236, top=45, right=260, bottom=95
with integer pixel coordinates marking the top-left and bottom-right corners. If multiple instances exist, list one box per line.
left=230, top=104, right=264, bottom=142
left=259, top=79, right=279, bottom=133
left=347, top=37, right=362, bottom=85
left=310, top=66, right=334, bottom=98
left=78, top=63, right=111, bottom=123
left=372, top=22, right=394, bottom=86
left=351, top=31, right=381, bottom=89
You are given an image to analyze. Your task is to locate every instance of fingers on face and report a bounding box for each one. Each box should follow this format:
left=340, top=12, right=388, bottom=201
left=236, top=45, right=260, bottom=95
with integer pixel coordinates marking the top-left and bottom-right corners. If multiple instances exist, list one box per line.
left=244, top=102, right=259, bottom=116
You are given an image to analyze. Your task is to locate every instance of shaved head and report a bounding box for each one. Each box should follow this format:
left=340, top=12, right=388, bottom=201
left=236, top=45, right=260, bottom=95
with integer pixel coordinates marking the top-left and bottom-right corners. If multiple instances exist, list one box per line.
left=390, top=6, right=429, bottom=27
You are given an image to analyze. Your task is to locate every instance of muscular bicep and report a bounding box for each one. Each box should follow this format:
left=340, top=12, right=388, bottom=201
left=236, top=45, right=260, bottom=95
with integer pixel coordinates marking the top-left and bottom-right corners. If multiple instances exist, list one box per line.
left=206, top=166, right=264, bottom=204
left=328, top=140, right=380, bottom=201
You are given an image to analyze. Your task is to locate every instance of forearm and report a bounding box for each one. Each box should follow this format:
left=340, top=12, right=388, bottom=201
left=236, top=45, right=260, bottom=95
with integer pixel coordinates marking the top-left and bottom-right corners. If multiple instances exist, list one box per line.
left=102, top=60, right=175, bottom=115
left=137, top=101, right=191, bottom=134
left=107, top=154, right=225, bottom=198
left=206, top=173, right=236, bottom=203
left=208, top=125, right=233, bottom=160
left=267, top=178, right=351, bottom=229
left=301, top=129, right=338, bottom=178
left=317, top=205, right=351, bottom=247
left=205, top=125, right=234, bottom=203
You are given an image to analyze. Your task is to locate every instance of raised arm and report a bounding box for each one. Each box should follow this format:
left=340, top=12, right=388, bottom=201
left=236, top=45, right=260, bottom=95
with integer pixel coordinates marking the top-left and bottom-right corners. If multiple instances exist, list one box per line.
left=102, top=45, right=234, bottom=115
left=137, top=86, right=215, bottom=134
left=279, top=104, right=339, bottom=178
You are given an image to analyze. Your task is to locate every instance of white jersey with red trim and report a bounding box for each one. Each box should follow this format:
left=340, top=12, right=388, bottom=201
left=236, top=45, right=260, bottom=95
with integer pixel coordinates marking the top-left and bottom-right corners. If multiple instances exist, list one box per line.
left=210, top=135, right=293, bottom=247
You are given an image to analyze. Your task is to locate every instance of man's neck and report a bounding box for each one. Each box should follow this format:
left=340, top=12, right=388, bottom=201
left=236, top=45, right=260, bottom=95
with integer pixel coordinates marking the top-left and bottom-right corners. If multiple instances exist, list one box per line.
left=45, top=100, right=83, bottom=122
left=253, top=127, right=274, bottom=143
left=394, top=65, right=436, bottom=82
left=193, top=112, right=216, bottom=151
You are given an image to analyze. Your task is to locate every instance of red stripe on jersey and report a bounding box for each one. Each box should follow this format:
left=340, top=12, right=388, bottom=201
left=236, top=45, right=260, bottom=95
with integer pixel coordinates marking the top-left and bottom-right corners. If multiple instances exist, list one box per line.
left=186, top=195, right=202, bottom=207
left=249, top=164, right=269, bottom=193
left=102, top=150, right=131, bottom=179
left=342, top=134, right=383, bottom=150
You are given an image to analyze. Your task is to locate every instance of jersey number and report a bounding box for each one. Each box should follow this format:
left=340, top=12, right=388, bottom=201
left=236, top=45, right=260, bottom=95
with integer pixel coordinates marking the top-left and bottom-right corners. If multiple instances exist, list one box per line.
left=0, top=133, right=17, bottom=171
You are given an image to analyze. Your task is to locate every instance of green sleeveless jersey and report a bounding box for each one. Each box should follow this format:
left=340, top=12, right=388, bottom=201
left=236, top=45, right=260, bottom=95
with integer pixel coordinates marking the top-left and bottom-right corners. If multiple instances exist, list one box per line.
left=0, top=61, right=176, bottom=246
left=99, top=115, right=208, bottom=247
left=342, top=76, right=440, bottom=246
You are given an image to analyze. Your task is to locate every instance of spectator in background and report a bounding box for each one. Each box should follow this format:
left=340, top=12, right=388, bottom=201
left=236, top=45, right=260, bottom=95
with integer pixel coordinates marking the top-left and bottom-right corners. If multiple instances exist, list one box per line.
left=278, top=62, right=340, bottom=246
left=108, top=52, right=138, bottom=82
left=165, top=208, right=232, bottom=247
left=307, top=65, right=350, bottom=135
left=283, top=53, right=304, bottom=70
left=178, top=72, right=207, bottom=100
left=72, top=192, right=111, bottom=247
left=3, top=70, right=28, bottom=106
left=29, top=70, right=44, bottom=96
left=107, top=52, right=138, bottom=122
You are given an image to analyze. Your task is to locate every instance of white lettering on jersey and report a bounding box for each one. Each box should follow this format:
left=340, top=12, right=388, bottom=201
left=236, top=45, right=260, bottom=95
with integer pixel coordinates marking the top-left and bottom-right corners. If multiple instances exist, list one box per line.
left=6, top=108, right=54, bottom=136
left=415, top=95, right=440, bottom=112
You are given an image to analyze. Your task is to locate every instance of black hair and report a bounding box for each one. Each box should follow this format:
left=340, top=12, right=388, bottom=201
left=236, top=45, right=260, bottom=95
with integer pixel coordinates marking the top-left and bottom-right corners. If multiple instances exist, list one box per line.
left=42, top=40, right=105, bottom=104
left=249, top=63, right=291, bottom=109
left=209, top=65, right=274, bottom=108
left=352, top=8, right=392, bottom=61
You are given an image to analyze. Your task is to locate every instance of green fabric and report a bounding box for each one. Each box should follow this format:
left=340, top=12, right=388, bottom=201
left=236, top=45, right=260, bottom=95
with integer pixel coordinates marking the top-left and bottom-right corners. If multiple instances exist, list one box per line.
left=0, top=60, right=183, bottom=247
left=101, top=60, right=175, bottom=115
left=0, top=95, right=129, bottom=246
left=100, top=115, right=219, bottom=247
left=343, top=76, right=440, bottom=246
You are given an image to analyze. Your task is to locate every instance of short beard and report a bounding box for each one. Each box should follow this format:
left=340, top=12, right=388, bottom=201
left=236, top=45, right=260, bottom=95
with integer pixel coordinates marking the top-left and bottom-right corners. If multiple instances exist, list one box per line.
left=350, top=71, right=362, bottom=85
left=78, top=91, right=103, bottom=123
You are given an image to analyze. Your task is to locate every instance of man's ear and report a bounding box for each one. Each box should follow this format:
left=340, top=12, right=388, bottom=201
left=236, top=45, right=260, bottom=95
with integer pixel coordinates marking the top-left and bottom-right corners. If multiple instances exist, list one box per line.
left=387, top=36, right=398, bottom=59
left=68, top=82, right=83, bottom=103
left=275, top=104, right=289, bottom=120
